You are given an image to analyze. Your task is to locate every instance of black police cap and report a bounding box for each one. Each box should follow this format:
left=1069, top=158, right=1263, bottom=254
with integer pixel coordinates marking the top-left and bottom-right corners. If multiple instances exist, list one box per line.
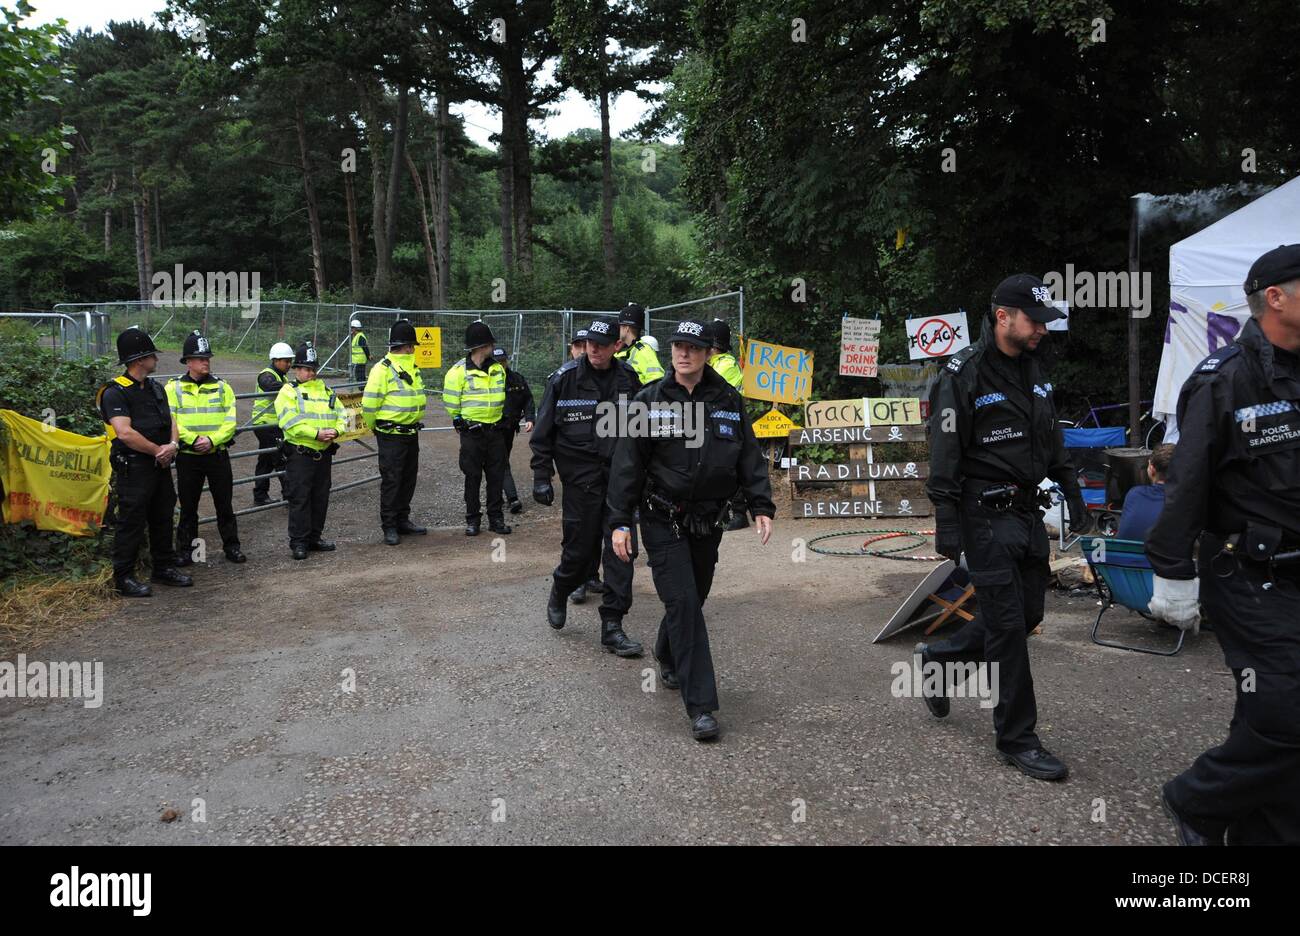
left=668, top=319, right=712, bottom=349
left=991, top=274, right=1066, bottom=324
left=1244, top=244, right=1300, bottom=295
left=711, top=318, right=732, bottom=350
left=617, top=303, right=645, bottom=328
left=180, top=330, right=214, bottom=363
left=117, top=326, right=158, bottom=365
left=389, top=318, right=420, bottom=347
left=585, top=318, right=617, bottom=346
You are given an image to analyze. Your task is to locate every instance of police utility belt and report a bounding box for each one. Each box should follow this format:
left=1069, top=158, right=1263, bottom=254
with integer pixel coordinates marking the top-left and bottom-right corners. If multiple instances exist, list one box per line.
left=961, top=480, right=1052, bottom=512
left=286, top=441, right=340, bottom=460
left=1207, top=522, right=1300, bottom=582
left=375, top=420, right=422, bottom=435
left=642, top=479, right=733, bottom=538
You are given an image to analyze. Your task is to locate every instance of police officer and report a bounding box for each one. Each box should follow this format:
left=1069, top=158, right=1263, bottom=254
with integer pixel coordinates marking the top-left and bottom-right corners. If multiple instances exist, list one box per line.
left=918, top=274, right=1092, bottom=780
left=568, top=329, right=588, bottom=362
left=531, top=317, right=643, bottom=657
left=275, top=341, right=346, bottom=560
left=251, top=342, right=294, bottom=505
left=608, top=319, right=775, bottom=740
left=168, top=331, right=244, bottom=567
left=349, top=318, right=371, bottom=383
left=1147, top=244, right=1300, bottom=845
left=614, top=302, right=666, bottom=386
left=492, top=347, right=535, bottom=515
left=443, top=322, right=510, bottom=536
left=98, top=327, right=192, bottom=597
left=363, top=318, right=427, bottom=546
left=708, top=319, right=749, bottom=531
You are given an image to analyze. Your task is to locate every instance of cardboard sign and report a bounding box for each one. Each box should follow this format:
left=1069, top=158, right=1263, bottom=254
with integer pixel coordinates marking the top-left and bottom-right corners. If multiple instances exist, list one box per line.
left=794, top=495, right=933, bottom=519
left=804, top=398, right=864, bottom=430
left=788, top=424, right=926, bottom=446
left=906, top=311, right=970, bottom=360
left=864, top=396, right=922, bottom=426
left=793, top=461, right=929, bottom=482
left=335, top=390, right=372, bottom=442
left=742, top=339, right=813, bottom=404
left=839, top=317, right=881, bottom=377
left=414, top=326, right=442, bottom=369
left=752, top=408, right=800, bottom=439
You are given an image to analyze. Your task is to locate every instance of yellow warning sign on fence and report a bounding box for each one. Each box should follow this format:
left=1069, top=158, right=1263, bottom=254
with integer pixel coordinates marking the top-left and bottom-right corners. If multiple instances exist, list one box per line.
left=415, top=327, right=442, bottom=369
left=0, top=409, right=111, bottom=536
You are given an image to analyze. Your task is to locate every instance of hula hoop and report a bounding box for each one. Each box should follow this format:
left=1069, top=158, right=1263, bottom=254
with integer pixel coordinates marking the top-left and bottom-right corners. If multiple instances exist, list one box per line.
left=805, top=528, right=944, bottom=561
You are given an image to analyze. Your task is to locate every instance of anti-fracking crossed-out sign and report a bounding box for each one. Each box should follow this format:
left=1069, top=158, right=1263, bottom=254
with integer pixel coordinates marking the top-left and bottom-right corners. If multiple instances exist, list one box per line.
left=906, top=310, right=970, bottom=360
left=742, top=339, right=814, bottom=404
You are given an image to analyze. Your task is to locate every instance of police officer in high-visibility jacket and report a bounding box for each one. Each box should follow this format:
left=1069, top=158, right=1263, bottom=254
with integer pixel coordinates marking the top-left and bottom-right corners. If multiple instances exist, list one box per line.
left=275, top=341, right=347, bottom=560
left=167, top=330, right=244, bottom=567
left=363, top=318, right=427, bottom=546
left=251, top=342, right=293, bottom=505
left=349, top=318, right=371, bottom=383
left=614, top=302, right=665, bottom=386
left=98, top=327, right=192, bottom=597
left=708, top=319, right=749, bottom=531
left=443, top=321, right=510, bottom=536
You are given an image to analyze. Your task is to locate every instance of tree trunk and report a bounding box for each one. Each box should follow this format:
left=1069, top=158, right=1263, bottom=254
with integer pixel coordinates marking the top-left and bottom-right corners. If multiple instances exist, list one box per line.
left=509, top=87, right=533, bottom=274
left=343, top=170, right=363, bottom=297
left=498, top=38, right=532, bottom=273
left=599, top=85, right=616, bottom=281
left=359, top=79, right=390, bottom=293
left=498, top=112, right=514, bottom=271
left=133, top=196, right=147, bottom=301
left=140, top=186, right=154, bottom=301
left=382, top=86, right=410, bottom=277
left=295, top=103, right=327, bottom=299
left=405, top=151, right=438, bottom=307
left=103, top=173, right=115, bottom=256
left=434, top=92, right=452, bottom=309
left=154, top=185, right=162, bottom=255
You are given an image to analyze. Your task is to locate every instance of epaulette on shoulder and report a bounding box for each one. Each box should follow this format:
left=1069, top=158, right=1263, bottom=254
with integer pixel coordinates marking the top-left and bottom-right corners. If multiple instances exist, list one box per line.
left=551, top=359, right=579, bottom=381
left=944, top=346, right=978, bottom=375
left=113, top=375, right=133, bottom=387
left=1192, top=345, right=1241, bottom=375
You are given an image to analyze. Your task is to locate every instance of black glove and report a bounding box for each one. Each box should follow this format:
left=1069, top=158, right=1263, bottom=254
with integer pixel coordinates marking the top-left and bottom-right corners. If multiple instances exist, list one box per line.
left=1067, top=494, right=1095, bottom=536
left=533, top=479, right=554, bottom=506
left=934, top=504, right=962, bottom=561
left=452, top=417, right=467, bottom=433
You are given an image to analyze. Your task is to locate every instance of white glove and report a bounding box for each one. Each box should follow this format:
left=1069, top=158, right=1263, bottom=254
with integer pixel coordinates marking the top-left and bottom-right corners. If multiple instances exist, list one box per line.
left=1149, top=575, right=1200, bottom=634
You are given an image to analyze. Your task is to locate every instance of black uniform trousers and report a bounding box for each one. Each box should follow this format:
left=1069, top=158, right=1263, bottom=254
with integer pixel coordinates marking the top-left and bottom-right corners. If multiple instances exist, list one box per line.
left=175, top=449, right=239, bottom=560
left=351, top=363, right=366, bottom=383
left=284, top=446, right=333, bottom=548
left=642, top=511, right=725, bottom=717
left=1166, top=560, right=1300, bottom=844
left=252, top=426, right=286, bottom=500
left=459, top=426, right=506, bottom=524
left=925, top=498, right=1050, bottom=753
left=552, top=472, right=634, bottom=622
left=376, top=431, right=419, bottom=530
left=499, top=426, right=519, bottom=502
left=110, top=453, right=177, bottom=577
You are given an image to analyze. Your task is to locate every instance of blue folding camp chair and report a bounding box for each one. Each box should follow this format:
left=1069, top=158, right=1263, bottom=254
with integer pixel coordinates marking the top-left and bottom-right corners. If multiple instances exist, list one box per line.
left=1079, top=536, right=1185, bottom=656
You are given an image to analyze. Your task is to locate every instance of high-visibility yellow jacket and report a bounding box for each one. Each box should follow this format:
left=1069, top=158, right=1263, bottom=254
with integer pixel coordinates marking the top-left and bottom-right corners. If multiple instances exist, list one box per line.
left=709, top=351, right=743, bottom=390
left=442, top=355, right=506, bottom=424
left=363, top=352, right=426, bottom=432
left=251, top=366, right=287, bottom=427
left=275, top=378, right=346, bottom=451
left=166, top=375, right=237, bottom=451
left=350, top=331, right=370, bottom=364
left=615, top=339, right=665, bottom=385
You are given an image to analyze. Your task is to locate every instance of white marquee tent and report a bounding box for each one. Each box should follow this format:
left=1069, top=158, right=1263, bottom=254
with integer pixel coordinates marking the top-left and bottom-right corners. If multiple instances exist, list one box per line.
left=1154, top=176, right=1300, bottom=441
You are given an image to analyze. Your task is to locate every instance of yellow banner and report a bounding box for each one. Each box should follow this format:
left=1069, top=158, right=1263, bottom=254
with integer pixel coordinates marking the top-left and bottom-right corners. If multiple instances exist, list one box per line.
left=0, top=410, right=111, bottom=536
left=335, top=391, right=372, bottom=443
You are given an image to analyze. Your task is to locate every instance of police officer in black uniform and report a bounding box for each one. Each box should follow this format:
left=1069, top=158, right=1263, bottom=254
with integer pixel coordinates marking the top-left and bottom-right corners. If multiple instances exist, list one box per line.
left=607, top=319, right=775, bottom=740
left=1147, top=244, right=1300, bottom=846
left=98, top=327, right=193, bottom=597
left=492, top=346, right=535, bottom=515
left=918, top=274, right=1092, bottom=780
left=531, top=317, right=643, bottom=657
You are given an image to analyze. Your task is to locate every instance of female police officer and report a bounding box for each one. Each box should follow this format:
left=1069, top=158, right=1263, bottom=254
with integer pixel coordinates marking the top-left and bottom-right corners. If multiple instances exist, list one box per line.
left=607, top=319, right=775, bottom=740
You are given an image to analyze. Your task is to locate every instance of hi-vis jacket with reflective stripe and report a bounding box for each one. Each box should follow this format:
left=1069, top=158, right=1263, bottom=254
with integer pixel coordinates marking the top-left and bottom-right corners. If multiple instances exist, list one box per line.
left=166, top=375, right=237, bottom=450
left=363, top=353, right=426, bottom=432
left=350, top=331, right=370, bottom=364
left=614, top=339, right=665, bottom=386
left=708, top=351, right=743, bottom=390
left=275, top=378, right=346, bottom=450
left=251, top=366, right=287, bottom=427
left=442, top=355, right=506, bottom=424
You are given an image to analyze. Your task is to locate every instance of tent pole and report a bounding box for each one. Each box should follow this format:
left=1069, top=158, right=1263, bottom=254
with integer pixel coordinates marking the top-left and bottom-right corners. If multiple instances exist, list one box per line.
left=1128, top=195, right=1142, bottom=447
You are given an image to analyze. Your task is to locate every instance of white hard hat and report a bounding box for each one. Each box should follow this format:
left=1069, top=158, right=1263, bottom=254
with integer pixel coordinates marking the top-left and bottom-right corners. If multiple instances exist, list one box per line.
left=350, top=318, right=362, bottom=328
left=269, top=342, right=294, bottom=360
left=641, top=335, right=659, bottom=352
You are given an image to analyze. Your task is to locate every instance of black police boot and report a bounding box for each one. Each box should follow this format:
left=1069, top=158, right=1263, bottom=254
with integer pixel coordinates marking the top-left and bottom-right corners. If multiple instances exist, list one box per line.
left=1000, top=747, right=1069, bottom=781
left=224, top=547, right=246, bottom=564
left=656, top=656, right=679, bottom=690
left=174, top=553, right=194, bottom=568
left=114, top=575, right=152, bottom=598
left=253, top=493, right=271, bottom=506
left=383, top=528, right=400, bottom=546
left=691, top=712, right=720, bottom=741
left=1161, top=784, right=1223, bottom=846
left=397, top=521, right=426, bottom=535
left=508, top=498, right=523, bottom=515
left=569, top=584, right=587, bottom=604
left=600, top=619, right=643, bottom=658
left=914, top=642, right=949, bottom=718
left=292, top=544, right=308, bottom=560
left=488, top=519, right=512, bottom=535
left=151, top=567, right=194, bottom=588
left=547, top=585, right=567, bottom=629
left=584, top=577, right=606, bottom=594
left=466, top=518, right=481, bottom=536
left=726, top=513, right=749, bottom=531
left=307, top=539, right=335, bottom=552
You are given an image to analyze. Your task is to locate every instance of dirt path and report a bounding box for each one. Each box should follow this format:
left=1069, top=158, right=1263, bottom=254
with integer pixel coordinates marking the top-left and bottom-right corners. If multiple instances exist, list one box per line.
left=0, top=389, right=1230, bottom=844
